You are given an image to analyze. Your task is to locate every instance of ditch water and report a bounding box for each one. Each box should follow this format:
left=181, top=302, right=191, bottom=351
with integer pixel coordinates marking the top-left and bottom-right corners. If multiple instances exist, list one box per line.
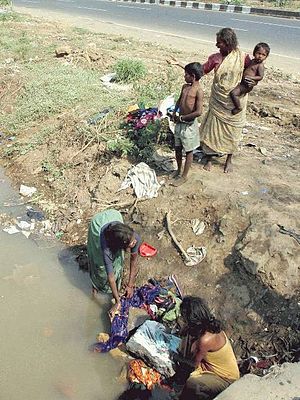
left=0, top=168, right=123, bottom=400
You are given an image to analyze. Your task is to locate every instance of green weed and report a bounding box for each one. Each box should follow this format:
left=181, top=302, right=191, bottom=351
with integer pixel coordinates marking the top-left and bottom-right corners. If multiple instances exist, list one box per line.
left=114, top=58, right=146, bottom=83
left=106, top=135, right=134, bottom=157
left=1, top=62, right=103, bottom=131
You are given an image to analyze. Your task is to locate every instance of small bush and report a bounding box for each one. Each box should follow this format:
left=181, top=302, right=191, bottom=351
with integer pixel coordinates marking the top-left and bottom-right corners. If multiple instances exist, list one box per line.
left=106, top=135, right=134, bottom=157
left=114, top=58, right=146, bottom=83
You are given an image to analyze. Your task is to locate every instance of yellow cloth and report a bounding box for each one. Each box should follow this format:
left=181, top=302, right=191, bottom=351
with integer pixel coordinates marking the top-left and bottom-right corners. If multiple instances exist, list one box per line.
left=200, top=49, right=247, bottom=155
left=191, top=333, right=240, bottom=382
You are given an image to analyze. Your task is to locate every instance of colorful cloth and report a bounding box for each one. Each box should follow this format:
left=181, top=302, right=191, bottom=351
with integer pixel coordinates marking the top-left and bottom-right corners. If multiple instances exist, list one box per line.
left=200, top=49, right=248, bottom=155
left=126, top=108, right=161, bottom=130
left=128, top=359, right=161, bottom=390
left=91, top=284, right=161, bottom=352
left=87, top=209, right=124, bottom=292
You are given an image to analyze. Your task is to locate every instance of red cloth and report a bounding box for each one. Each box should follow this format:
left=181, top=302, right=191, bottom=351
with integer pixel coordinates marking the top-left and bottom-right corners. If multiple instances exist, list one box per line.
left=203, top=51, right=251, bottom=74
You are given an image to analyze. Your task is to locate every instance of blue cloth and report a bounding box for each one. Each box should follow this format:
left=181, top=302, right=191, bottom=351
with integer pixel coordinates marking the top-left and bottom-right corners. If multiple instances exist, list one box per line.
left=91, top=284, right=161, bottom=352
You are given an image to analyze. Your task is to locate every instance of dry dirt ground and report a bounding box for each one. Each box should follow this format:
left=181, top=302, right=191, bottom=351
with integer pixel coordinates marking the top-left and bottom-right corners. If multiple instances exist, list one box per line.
left=0, top=10, right=299, bottom=370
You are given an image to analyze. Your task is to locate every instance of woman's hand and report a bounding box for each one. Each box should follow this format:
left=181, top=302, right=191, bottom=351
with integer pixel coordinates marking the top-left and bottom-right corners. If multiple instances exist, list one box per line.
left=166, top=55, right=179, bottom=66
left=108, top=301, right=121, bottom=321
left=125, top=285, right=134, bottom=298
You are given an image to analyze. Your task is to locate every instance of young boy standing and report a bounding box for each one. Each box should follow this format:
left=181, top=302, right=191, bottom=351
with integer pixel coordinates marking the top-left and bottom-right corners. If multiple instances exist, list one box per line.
left=172, top=62, right=204, bottom=187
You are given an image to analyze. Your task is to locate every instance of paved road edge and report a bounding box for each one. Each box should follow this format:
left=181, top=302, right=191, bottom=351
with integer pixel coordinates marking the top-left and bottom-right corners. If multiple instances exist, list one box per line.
left=117, top=0, right=300, bottom=19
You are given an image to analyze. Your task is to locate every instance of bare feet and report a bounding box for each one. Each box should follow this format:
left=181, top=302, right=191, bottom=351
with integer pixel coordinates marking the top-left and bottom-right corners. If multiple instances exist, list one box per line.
left=224, top=156, right=233, bottom=173
left=231, top=108, right=242, bottom=115
left=171, top=177, right=187, bottom=187
left=203, top=160, right=212, bottom=171
left=170, top=170, right=181, bottom=179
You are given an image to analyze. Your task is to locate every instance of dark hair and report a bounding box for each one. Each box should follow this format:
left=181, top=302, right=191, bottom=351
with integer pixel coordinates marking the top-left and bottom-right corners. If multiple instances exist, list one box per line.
left=253, top=42, right=270, bottom=57
left=216, top=27, right=238, bottom=52
left=180, top=296, right=223, bottom=337
left=104, top=222, right=134, bottom=252
left=184, top=62, right=203, bottom=81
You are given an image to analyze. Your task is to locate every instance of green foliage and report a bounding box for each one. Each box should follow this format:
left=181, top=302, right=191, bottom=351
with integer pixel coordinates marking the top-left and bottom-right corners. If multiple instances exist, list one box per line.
left=1, top=63, right=101, bottom=131
left=126, top=120, right=161, bottom=163
left=0, top=0, right=12, bottom=6
left=114, top=58, right=146, bottom=83
left=106, top=135, right=134, bottom=157
left=41, top=160, right=63, bottom=180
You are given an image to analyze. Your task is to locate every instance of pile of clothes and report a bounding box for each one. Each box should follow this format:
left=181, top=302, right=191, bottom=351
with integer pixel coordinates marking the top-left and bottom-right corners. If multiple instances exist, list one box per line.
left=91, top=276, right=182, bottom=353
left=126, top=108, right=162, bottom=130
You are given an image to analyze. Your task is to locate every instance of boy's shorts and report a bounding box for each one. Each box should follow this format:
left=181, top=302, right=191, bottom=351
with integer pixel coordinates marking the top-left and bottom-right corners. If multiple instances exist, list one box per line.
left=174, top=119, right=200, bottom=152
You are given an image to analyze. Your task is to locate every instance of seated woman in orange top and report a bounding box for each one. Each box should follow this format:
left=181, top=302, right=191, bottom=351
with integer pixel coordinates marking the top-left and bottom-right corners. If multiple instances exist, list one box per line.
left=179, top=296, right=240, bottom=400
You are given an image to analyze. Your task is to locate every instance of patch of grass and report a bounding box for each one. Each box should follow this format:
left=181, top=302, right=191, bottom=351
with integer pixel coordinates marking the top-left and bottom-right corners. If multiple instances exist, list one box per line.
left=41, top=159, right=64, bottom=180
left=114, top=58, right=146, bottom=83
left=0, top=0, right=12, bottom=6
left=1, top=62, right=104, bottom=131
left=0, top=30, right=34, bottom=60
left=0, top=11, right=20, bottom=22
left=72, top=27, right=90, bottom=35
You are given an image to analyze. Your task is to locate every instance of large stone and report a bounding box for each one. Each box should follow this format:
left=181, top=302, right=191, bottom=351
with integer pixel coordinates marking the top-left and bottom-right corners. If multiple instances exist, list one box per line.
left=235, top=222, right=300, bottom=295
left=215, top=362, right=300, bottom=400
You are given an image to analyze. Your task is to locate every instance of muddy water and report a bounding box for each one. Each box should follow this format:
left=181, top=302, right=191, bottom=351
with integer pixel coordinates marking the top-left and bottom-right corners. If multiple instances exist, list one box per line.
left=0, top=169, right=124, bottom=400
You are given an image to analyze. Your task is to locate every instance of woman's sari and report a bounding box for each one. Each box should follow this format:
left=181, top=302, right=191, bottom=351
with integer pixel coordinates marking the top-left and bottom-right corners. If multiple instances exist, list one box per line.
left=87, top=209, right=124, bottom=293
left=200, top=49, right=247, bottom=155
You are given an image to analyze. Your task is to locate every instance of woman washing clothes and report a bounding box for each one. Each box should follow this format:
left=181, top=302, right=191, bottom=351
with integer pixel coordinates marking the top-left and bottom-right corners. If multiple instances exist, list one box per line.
left=87, top=209, right=141, bottom=318
left=178, top=296, right=240, bottom=400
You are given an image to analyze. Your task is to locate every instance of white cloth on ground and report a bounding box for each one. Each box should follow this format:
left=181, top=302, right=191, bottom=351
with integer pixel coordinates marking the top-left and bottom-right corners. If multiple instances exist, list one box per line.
left=118, top=162, right=161, bottom=199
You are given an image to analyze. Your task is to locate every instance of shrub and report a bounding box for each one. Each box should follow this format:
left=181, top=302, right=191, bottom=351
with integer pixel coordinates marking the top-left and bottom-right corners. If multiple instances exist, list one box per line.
left=114, top=58, right=146, bottom=83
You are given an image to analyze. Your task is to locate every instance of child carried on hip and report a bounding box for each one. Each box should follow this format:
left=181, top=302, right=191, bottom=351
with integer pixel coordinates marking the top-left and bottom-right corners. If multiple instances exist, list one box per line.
left=230, top=42, right=270, bottom=115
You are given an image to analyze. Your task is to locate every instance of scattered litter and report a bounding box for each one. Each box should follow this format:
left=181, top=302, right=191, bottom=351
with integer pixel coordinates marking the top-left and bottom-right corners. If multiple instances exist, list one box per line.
left=139, top=242, right=157, bottom=257
left=258, top=147, right=268, bottom=156
left=151, top=149, right=176, bottom=172
left=17, top=221, right=31, bottom=231
left=21, top=231, right=31, bottom=238
left=119, top=162, right=161, bottom=199
left=3, top=226, right=19, bottom=235
left=87, top=108, right=112, bottom=125
left=191, top=219, right=205, bottom=235
left=193, top=149, right=205, bottom=162
left=26, top=207, right=45, bottom=221
left=278, top=225, right=300, bottom=245
left=100, top=72, right=116, bottom=83
left=185, top=246, right=207, bottom=267
left=158, top=94, right=175, bottom=118
left=241, top=191, right=249, bottom=196
left=19, top=184, right=37, bottom=197
left=127, top=104, right=139, bottom=113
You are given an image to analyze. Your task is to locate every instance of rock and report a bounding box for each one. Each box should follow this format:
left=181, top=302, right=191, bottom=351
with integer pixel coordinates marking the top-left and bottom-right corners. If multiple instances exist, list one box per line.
left=55, top=46, right=72, bottom=57
left=215, top=363, right=300, bottom=400
left=234, top=222, right=300, bottom=295
left=127, top=308, right=150, bottom=332
left=19, top=184, right=37, bottom=197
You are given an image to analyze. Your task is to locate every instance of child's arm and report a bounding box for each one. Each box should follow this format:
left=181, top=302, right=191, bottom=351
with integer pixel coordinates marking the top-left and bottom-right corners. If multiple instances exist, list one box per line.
left=245, top=64, right=265, bottom=82
left=180, top=88, right=203, bottom=122
left=172, top=86, right=183, bottom=121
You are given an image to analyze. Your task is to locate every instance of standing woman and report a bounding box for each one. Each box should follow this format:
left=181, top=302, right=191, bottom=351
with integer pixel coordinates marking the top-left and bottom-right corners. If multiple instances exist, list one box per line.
left=87, top=209, right=141, bottom=317
left=170, top=27, right=252, bottom=173
left=179, top=296, right=240, bottom=400
left=200, top=27, right=252, bottom=173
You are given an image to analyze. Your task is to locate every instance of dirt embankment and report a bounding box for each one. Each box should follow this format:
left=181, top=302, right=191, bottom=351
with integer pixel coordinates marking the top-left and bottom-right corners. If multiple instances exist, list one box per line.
left=0, top=11, right=299, bottom=368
